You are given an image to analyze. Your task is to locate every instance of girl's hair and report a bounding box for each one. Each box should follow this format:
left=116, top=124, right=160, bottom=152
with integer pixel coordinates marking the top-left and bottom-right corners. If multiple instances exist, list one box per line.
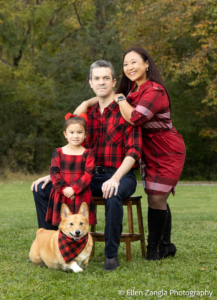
left=116, top=47, right=171, bottom=110
left=64, top=116, right=87, bottom=132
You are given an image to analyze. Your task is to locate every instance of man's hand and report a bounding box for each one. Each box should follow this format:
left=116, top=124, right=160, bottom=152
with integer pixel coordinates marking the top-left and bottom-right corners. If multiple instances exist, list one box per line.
left=63, top=187, right=74, bottom=198
left=102, top=177, right=120, bottom=199
left=30, top=175, right=51, bottom=192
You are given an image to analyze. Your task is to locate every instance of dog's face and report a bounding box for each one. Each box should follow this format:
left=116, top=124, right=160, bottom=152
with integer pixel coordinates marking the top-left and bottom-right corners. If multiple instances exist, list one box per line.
left=59, top=203, right=89, bottom=241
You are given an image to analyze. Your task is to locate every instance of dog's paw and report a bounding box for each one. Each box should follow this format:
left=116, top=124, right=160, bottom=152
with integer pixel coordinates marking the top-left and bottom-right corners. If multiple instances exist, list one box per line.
left=70, top=261, right=83, bottom=273
left=73, top=265, right=83, bottom=273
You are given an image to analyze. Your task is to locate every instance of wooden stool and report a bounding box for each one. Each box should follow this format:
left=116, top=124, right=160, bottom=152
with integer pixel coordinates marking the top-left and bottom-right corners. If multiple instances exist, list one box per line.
left=90, top=196, right=146, bottom=261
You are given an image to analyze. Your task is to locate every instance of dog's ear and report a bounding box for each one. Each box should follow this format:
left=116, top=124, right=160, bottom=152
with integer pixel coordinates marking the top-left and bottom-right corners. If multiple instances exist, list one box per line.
left=61, top=204, right=71, bottom=219
left=78, top=202, right=89, bottom=219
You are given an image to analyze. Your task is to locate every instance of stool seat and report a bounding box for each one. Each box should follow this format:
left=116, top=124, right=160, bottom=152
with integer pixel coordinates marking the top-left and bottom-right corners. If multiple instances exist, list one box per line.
left=90, top=196, right=146, bottom=261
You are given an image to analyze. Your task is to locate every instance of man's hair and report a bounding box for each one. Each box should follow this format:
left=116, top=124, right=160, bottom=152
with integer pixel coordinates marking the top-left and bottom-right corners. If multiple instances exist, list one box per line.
left=89, top=60, right=115, bottom=80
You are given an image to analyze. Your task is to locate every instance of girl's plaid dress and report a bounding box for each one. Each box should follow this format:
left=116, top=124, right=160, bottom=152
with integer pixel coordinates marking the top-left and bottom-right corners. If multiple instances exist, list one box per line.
left=129, top=80, right=186, bottom=195
left=46, top=148, right=96, bottom=226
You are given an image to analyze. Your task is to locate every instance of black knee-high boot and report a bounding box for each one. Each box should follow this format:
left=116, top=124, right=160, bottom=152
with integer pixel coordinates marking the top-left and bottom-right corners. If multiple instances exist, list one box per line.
left=146, top=207, right=168, bottom=261
left=159, top=204, right=177, bottom=258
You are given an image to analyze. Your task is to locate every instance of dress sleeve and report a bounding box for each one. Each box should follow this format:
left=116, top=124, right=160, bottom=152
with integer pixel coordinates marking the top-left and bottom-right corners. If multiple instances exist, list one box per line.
left=130, top=85, right=164, bottom=126
left=124, top=123, right=142, bottom=163
left=49, top=149, right=68, bottom=194
left=70, top=150, right=95, bottom=194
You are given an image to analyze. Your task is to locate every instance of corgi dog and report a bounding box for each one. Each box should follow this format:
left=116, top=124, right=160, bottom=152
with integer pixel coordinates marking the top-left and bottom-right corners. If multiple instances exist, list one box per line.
left=29, top=203, right=93, bottom=273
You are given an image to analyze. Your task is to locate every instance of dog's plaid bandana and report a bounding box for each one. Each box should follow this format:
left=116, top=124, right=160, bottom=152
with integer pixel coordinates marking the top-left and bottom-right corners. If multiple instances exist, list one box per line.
left=58, top=230, right=89, bottom=263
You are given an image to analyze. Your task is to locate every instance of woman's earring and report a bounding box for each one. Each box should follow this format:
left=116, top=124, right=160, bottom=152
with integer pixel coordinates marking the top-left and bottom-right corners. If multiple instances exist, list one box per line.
left=146, top=68, right=149, bottom=71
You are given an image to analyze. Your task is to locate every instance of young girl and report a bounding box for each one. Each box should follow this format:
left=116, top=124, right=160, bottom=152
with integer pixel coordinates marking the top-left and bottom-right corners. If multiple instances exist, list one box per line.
left=45, top=113, right=96, bottom=226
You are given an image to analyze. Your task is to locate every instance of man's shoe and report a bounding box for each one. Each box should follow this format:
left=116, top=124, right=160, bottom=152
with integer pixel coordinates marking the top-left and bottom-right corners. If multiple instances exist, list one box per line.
left=103, top=256, right=119, bottom=271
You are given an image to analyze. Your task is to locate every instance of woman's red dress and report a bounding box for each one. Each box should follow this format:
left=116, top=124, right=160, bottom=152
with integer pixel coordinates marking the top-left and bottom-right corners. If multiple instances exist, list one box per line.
left=129, top=80, right=186, bottom=195
left=46, top=148, right=96, bottom=226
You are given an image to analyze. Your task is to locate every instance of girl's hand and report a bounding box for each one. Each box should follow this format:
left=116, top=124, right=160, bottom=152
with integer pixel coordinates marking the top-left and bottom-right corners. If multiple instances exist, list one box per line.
left=113, top=93, right=126, bottom=104
left=63, top=187, right=74, bottom=198
left=70, top=195, right=75, bottom=201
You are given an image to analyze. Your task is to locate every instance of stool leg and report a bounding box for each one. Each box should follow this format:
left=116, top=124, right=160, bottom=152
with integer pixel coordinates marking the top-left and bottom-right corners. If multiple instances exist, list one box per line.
left=90, top=205, right=97, bottom=257
left=126, top=237, right=131, bottom=261
left=126, top=201, right=133, bottom=261
left=137, top=201, right=146, bottom=258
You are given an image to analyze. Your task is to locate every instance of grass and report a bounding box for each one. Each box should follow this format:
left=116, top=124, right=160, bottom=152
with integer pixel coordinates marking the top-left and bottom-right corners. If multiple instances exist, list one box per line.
left=0, top=181, right=217, bottom=300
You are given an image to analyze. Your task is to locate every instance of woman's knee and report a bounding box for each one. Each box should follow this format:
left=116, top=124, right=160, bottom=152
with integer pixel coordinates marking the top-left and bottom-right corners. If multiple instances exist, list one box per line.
left=148, top=195, right=168, bottom=209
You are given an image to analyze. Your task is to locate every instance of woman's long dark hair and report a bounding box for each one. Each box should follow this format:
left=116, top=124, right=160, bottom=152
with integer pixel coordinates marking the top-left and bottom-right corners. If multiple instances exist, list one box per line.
left=116, top=47, right=171, bottom=110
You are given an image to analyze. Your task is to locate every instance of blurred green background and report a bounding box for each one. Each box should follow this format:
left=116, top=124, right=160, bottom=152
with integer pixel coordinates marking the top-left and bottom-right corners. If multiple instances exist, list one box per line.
left=0, top=0, right=216, bottom=180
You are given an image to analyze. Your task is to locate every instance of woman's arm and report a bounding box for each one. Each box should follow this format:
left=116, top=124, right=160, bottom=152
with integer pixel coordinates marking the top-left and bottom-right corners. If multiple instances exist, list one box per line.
left=114, top=94, right=134, bottom=125
left=73, top=97, right=98, bottom=115
left=115, top=87, right=163, bottom=127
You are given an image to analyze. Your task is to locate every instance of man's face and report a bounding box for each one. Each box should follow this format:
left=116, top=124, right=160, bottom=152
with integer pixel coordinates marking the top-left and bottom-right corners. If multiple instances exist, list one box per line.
left=89, top=67, right=116, bottom=97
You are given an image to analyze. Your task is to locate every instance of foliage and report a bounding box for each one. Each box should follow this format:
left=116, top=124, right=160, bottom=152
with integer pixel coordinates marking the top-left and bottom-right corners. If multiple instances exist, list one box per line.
left=118, top=0, right=217, bottom=179
left=0, top=0, right=216, bottom=179
left=0, top=0, right=124, bottom=172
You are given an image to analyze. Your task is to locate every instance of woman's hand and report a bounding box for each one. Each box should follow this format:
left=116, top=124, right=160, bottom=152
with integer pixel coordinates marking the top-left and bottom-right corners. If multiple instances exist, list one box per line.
left=74, top=101, right=89, bottom=115
left=74, top=97, right=98, bottom=115
left=113, top=93, right=126, bottom=104
left=63, top=187, right=74, bottom=198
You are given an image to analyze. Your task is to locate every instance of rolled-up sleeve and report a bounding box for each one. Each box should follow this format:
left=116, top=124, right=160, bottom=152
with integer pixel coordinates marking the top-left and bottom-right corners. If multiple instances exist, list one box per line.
left=130, top=87, right=163, bottom=126
left=124, top=123, right=142, bottom=163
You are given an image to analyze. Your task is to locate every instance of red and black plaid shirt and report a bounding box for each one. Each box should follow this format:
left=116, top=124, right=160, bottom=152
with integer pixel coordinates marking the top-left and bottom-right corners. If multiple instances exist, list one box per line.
left=85, top=101, right=142, bottom=169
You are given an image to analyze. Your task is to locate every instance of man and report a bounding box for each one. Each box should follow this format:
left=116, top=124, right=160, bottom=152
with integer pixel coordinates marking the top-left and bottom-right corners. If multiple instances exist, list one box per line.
left=31, top=60, right=142, bottom=271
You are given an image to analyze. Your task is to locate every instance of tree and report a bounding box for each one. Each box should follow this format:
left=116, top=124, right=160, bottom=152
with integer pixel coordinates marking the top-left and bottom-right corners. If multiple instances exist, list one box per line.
left=117, top=0, right=217, bottom=179
left=0, top=0, right=124, bottom=173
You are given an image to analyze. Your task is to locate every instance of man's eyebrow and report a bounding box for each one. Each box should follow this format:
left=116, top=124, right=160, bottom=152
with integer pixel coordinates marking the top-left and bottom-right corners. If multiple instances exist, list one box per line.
left=93, top=75, right=110, bottom=79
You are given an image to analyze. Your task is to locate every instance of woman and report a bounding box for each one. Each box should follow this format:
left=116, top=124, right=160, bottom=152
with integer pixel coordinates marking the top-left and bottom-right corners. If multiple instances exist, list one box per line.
left=74, top=48, right=186, bottom=260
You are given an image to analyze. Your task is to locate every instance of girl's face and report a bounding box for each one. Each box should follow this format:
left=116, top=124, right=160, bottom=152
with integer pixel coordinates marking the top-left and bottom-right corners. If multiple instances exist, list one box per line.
left=123, top=51, right=149, bottom=85
left=64, top=123, right=86, bottom=147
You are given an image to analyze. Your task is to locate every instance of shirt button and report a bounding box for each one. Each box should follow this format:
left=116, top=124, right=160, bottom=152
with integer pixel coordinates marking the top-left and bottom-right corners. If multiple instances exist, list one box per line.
left=139, top=115, right=141, bottom=117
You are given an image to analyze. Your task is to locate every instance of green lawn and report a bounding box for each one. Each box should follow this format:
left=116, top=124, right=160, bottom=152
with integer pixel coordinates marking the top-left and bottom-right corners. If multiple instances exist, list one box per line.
left=0, top=181, right=217, bottom=300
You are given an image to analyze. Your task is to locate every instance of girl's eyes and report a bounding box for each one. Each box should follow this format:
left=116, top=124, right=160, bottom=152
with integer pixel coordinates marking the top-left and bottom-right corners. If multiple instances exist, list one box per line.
left=69, top=132, right=83, bottom=134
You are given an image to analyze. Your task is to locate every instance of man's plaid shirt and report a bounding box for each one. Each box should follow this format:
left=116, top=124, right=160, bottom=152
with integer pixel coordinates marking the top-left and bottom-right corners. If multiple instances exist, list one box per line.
left=84, top=101, right=142, bottom=169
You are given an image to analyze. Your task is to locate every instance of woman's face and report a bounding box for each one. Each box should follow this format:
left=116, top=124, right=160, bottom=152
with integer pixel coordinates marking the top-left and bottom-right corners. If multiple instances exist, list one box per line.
left=123, top=51, right=149, bottom=85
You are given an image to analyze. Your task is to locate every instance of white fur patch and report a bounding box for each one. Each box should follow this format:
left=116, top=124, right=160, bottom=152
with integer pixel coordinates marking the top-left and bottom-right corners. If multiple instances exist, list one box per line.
left=70, top=261, right=83, bottom=273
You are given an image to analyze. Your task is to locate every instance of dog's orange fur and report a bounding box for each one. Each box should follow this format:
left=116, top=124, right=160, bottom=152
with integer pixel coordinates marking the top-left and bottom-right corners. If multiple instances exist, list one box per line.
left=29, top=203, right=93, bottom=273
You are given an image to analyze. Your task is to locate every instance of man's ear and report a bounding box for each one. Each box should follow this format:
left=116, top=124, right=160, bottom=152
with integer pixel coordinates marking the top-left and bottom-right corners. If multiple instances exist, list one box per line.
left=89, top=79, right=93, bottom=89
left=113, top=79, right=117, bottom=88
